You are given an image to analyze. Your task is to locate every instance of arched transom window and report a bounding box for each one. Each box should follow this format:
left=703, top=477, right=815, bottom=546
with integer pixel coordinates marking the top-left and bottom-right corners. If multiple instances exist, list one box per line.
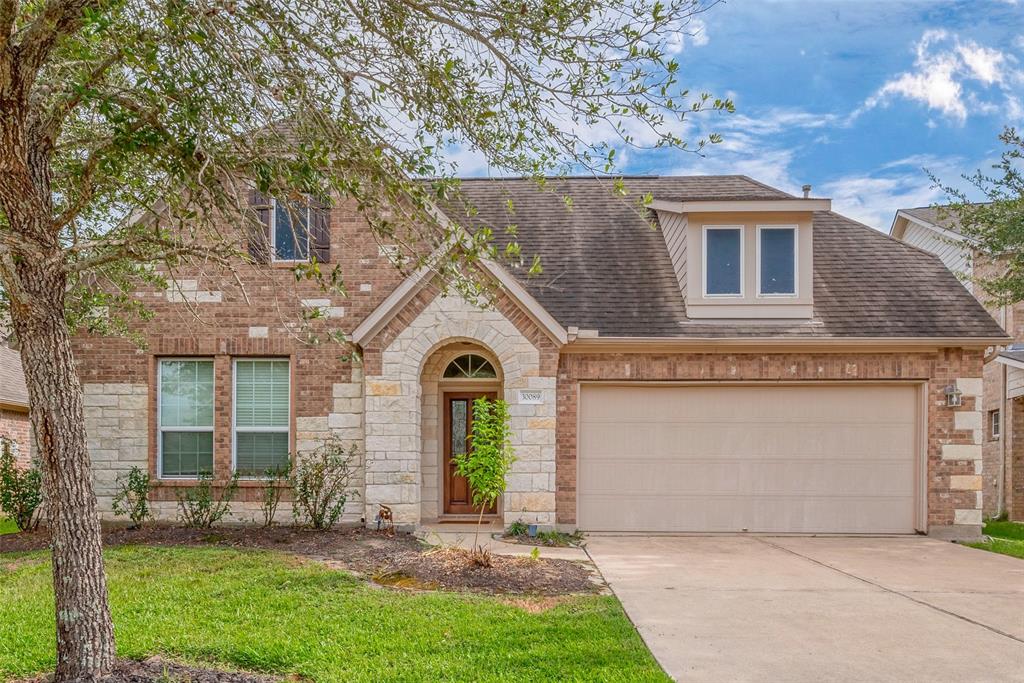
left=443, top=354, right=497, bottom=379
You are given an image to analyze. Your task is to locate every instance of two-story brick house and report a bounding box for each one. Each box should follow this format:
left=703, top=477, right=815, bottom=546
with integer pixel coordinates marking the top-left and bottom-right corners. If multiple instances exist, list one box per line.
left=72, top=176, right=1008, bottom=540
left=891, top=206, right=1023, bottom=521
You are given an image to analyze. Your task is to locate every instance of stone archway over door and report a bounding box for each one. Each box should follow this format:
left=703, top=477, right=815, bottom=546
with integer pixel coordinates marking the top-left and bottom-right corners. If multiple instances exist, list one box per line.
left=421, top=345, right=503, bottom=521
left=363, top=294, right=557, bottom=528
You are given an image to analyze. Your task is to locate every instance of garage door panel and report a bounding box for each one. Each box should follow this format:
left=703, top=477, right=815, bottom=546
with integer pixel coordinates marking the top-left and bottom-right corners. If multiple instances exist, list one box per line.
left=582, top=422, right=915, bottom=460
left=577, top=384, right=919, bottom=533
left=580, top=459, right=915, bottom=497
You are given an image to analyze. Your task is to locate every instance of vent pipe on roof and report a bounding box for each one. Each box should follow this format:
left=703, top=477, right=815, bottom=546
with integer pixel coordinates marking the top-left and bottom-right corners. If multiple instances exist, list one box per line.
left=802, top=184, right=812, bottom=198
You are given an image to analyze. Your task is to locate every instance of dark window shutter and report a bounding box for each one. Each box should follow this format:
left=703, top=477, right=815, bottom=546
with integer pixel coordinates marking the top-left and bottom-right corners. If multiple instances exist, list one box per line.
left=247, top=188, right=272, bottom=264
left=310, top=196, right=331, bottom=263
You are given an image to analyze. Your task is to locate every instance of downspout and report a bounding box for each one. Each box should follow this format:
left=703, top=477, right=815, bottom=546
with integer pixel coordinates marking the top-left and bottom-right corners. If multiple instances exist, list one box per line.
left=996, top=302, right=1008, bottom=519
left=997, top=358, right=1007, bottom=519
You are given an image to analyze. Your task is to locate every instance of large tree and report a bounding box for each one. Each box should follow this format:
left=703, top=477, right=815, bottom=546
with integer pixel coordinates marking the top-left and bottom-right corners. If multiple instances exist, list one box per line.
left=937, top=126, right=1024, bottom=304
left=0, top=0, right=728, bottom=679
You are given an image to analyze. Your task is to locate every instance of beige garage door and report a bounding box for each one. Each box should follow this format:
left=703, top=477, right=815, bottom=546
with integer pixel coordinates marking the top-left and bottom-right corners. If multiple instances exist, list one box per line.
left=578, top=384, right=920, bottom=533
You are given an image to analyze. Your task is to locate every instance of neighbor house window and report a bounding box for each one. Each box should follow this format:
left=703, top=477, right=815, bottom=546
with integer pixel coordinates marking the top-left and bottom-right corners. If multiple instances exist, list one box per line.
left=158, top=359, right=214, bottom=478
left=991, top=409, right=1001, bottom=440
left=757, top=226, right=797, bottom=296
left=703, top=226, right=743, bottom=296
left=271, top=198, right=310, bottom=261
left=233, top=359, right=291, bottom=477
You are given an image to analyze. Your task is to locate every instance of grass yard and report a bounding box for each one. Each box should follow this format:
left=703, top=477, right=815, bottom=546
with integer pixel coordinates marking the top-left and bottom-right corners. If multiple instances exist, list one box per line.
left=966, top=519, right=1024, bottom=560
left=0, top=545, right=668, bottom=682
left=0, top=518, right=18, bottom=535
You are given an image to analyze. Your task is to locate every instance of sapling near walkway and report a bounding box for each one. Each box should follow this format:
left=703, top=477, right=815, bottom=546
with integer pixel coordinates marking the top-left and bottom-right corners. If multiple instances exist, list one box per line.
left=452, top=396, right=515, bottom=563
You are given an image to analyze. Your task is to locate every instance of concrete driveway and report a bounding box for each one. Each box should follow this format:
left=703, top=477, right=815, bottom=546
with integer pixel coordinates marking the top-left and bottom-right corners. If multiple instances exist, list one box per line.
left=586, top=536, right=1024, bottom=682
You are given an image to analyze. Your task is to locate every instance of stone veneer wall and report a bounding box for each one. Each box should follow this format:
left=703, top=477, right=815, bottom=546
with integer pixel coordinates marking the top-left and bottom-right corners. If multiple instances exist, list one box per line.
left=83, top=373, right=366, bottom=524
left=556, top=348, right=986, bottom=539
left=363, top=294, right=558, bottom=528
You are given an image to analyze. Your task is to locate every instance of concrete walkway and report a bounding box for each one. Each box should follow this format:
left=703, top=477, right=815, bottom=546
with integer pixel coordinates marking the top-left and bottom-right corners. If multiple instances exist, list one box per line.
left=586, top=535, right=1024, bottom=682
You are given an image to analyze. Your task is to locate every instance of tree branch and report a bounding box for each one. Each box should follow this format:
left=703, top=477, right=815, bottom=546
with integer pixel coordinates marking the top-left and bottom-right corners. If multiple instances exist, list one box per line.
left=14, top=0, right=101, bottom=92
left=0, top=0, right=17, bottom=51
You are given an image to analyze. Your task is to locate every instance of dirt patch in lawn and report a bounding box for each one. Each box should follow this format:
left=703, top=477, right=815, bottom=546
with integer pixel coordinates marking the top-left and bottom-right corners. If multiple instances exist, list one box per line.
left=14, top=657, right=285, bottom=682
left=0, top=524, right=599, bottom=596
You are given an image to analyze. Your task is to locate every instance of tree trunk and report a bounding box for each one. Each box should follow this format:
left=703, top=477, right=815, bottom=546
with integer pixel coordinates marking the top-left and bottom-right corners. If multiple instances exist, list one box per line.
left=10, top=259, right=116, bottom=681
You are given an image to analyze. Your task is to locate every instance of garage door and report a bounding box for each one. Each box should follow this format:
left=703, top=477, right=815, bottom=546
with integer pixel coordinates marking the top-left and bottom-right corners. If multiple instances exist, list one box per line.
left=578, top=384, right=920, bottom=533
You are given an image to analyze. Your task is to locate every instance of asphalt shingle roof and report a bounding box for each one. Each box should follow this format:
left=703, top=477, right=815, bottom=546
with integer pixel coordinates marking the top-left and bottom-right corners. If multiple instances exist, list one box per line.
left=0, top=345, right=29, bottom=408
left=447, top=176, right=1006, bottom=339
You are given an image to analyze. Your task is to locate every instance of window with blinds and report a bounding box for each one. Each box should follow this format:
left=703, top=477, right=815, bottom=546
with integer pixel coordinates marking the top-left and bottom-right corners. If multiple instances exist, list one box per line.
left=233, top=359, right=291, bottom=476
left=158, top=359, right=214, bottom=478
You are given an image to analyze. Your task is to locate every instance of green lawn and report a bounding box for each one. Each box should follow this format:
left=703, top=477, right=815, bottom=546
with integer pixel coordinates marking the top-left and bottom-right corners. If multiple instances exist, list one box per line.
left=0, top=546, right=668, bottom=682
left=966, top=519, right=1024, bottom=560
left=0, top=518, right=17, bottom=535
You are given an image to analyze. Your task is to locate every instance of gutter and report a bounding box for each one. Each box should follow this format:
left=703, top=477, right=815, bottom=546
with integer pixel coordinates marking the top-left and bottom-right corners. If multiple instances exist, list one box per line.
left=562, top=335, right=1011, bottom=353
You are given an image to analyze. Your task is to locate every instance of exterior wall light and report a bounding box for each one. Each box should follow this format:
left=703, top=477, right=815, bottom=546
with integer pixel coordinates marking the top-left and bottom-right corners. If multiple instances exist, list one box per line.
left=944, top=384, right=963, bottom=407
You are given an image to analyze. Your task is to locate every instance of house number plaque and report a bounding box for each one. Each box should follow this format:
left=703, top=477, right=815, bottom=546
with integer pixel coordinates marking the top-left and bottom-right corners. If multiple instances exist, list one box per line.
left=518, top=390, right=544, bottom=405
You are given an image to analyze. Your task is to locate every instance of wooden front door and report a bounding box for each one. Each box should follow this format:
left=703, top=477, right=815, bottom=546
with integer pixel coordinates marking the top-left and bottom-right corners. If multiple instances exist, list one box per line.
left=443, top=392, right=498, bottom=515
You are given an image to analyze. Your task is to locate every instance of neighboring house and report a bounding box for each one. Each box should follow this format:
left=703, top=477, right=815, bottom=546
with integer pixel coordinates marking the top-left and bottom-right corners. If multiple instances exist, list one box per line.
left=0, top=344, right=31, bottom=466
left=891, top=205, right=1023, bottom=522
left=72, top=176, right=1008, bottom=541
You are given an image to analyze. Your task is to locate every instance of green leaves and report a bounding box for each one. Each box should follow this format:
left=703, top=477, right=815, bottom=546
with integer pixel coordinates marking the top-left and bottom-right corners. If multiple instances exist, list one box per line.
left=452, top=397, right=515, bottom=512
left=935, top=127, right=1024, bottom=306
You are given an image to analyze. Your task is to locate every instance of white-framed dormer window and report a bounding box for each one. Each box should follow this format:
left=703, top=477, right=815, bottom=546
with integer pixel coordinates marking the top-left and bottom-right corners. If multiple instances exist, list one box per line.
left=271, top=198, right=311, bottom=262
left=157, top=358, right=215, bottom=479
left=233, top=358, right=291, bottom=477
left=702, top=225, right=744, bottom=297
left=757, top=225, right=798, bottom=297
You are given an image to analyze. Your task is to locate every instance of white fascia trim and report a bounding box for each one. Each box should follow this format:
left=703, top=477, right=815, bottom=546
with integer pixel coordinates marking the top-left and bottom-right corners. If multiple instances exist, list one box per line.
left=650, top=198, right=832, bottom=213
left=478, top=259, right=569, bottom=346
left=995, top=355, right=1024, bottom=371
left=350, top=265, right=434, bottom=347
left=894, top=210, right=977, bottom=246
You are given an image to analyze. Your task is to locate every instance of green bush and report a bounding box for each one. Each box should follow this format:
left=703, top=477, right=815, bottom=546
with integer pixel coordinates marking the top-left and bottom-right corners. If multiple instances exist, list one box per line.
left=506, top=520, right=529, bottom=537
left=175, top=472, right=239, bottom=528
left=112, top=466, right=153, bottom=529
left=260, top=463, right=291, bottom=528
left=292, top=440, right=356, bottom=530
left=0, top=439, right=42, bottom=532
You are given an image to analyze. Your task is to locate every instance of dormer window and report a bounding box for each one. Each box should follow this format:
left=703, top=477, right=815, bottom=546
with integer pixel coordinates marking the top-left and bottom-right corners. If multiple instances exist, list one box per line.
left=272, top=198, right=311, bottom=262
left=757, top=226, right=797, bottom=296
left=703, top=226, right=744, bottom=297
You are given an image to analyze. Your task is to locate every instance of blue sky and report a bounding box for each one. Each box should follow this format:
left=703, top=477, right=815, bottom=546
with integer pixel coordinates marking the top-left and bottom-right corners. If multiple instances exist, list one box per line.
left=618, top=0, right=1024, bottom=230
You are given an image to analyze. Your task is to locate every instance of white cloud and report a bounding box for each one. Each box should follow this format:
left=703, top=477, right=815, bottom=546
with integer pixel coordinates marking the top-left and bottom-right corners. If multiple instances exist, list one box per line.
left=859, top=30, right=1022, bottom=124
left=665, top=17, right=709, bottom=54
left=818, top=155, right=963, bottom=230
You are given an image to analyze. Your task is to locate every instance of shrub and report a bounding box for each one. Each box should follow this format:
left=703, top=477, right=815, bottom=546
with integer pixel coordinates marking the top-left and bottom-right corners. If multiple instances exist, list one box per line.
left=0, top=439, right=42, bottom=532
left=175, top=472, right=239, bottom=528
left=453, top=397, right=515, bottom=556
left=506, top=520, right=529, bottom=537
left=292, top=439, right=357, bottom=530
left=260, top=463, right=291, bottom=528
left=112, top=466, right=153, bottom=529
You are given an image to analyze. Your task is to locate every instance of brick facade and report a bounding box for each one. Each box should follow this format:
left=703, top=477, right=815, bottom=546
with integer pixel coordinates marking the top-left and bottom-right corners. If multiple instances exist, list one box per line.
left=556, top=348, right=985, bottom=537
left=69, top=195, right=991, bottom=538
left=0, top=407, right=31, bottom=467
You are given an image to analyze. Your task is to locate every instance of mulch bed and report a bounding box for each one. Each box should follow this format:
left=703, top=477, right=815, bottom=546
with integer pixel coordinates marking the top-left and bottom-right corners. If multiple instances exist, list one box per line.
left=17, top=657, right=286, bottom=682
left=0, top=524, right=600, bottom=596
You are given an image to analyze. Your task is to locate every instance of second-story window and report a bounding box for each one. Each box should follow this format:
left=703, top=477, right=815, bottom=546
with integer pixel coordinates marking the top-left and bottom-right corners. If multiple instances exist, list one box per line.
left=272, top=199, right=310, bottom=262
left=758, top=226, right=797, bottom=296
left=703, top=226, right=743, bottom=296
